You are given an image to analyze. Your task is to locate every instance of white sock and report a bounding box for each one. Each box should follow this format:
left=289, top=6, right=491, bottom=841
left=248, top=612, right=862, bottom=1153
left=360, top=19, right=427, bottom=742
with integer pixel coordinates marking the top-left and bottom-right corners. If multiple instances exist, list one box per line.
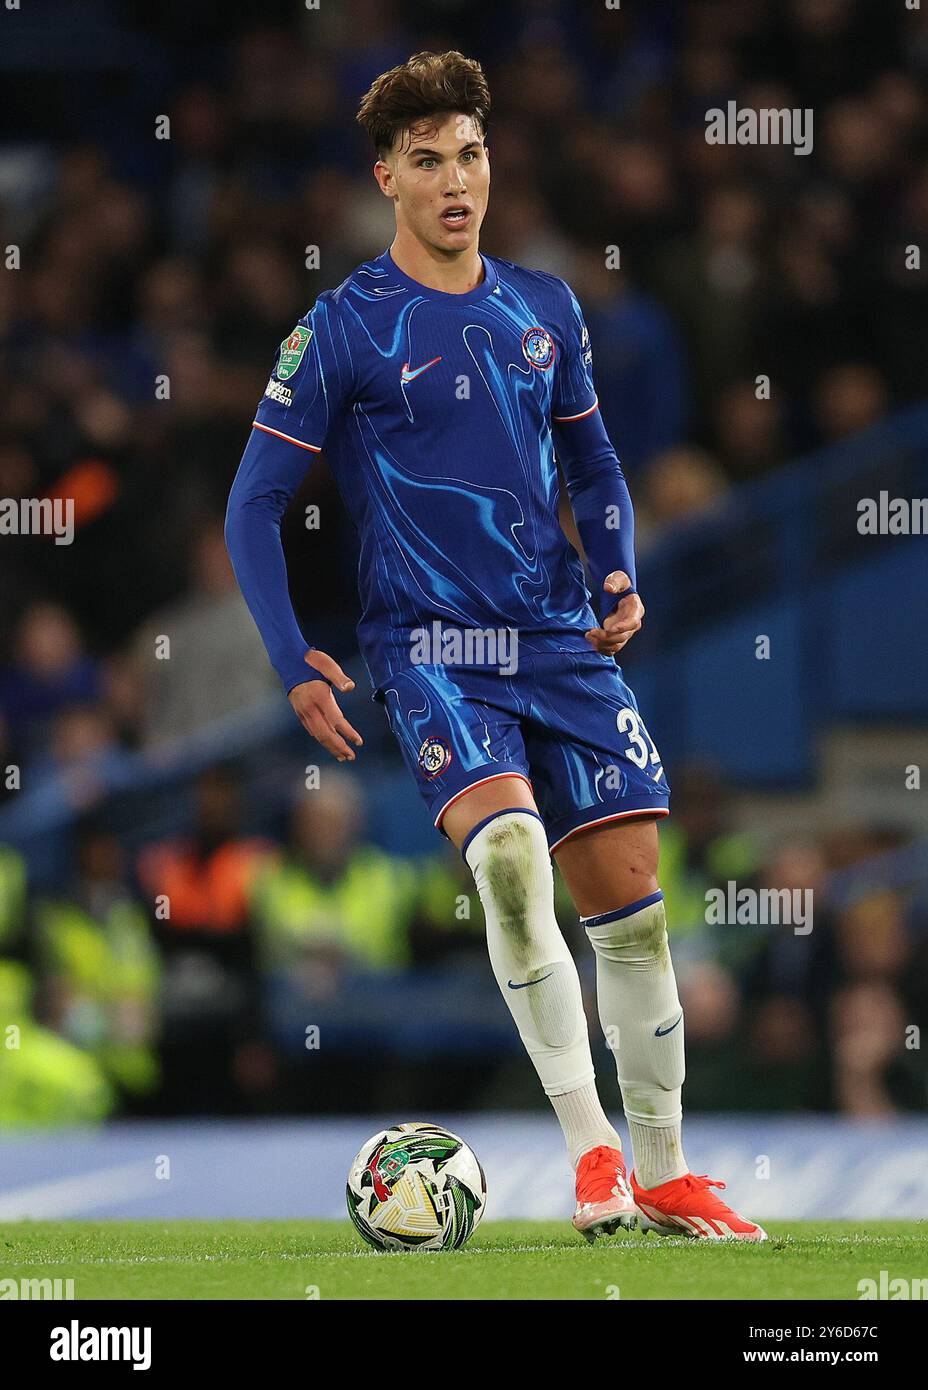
left=583, top=891, right=688, bottom=1188
left=627, top=1120, right=686, bottom=1189
left=551, top=1083, right=623, bottom=1168
left=464, top=810, right=619, bottom=1159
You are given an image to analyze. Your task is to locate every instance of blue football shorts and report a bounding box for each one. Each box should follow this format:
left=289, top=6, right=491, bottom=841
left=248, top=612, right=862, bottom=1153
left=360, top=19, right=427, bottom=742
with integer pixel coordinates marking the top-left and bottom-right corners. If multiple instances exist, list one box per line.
left=379, top=650, right=670, bottom=852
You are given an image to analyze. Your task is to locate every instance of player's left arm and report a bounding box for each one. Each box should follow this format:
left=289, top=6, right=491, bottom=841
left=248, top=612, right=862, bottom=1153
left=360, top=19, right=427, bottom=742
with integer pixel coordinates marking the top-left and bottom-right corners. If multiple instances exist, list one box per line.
left=552, top=285, right=643, bottom=656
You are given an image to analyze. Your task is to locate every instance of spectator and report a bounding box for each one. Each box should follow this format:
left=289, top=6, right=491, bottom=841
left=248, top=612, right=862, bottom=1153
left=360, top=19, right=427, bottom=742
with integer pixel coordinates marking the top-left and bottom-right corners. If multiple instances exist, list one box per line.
left=0, top=959, right=115, bottom=1127
left=812, top=362, right=891, bottom=444
left=250, top=772, right=417, bottom=975
left=132, top=519, right=277, bottom=744
left=637, top=445, right=728, bottom=551
left=570, top=246, right=690, bottom=473
left=32, top=820, right=161, bottom=1105
left=136, top=764, right=272, bottom=1113
left=0, top=603, right=102, bottom=760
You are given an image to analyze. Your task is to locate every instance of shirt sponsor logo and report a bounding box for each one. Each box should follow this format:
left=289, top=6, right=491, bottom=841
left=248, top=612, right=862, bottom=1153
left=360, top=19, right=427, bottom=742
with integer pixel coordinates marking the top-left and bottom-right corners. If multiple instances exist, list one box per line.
left=264, top=380, right=293, bottom=406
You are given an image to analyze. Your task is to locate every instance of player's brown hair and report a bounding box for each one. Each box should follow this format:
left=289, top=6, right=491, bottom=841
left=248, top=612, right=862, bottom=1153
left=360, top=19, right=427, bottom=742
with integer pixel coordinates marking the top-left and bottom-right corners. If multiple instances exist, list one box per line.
left=356, top=50, right=490, bottom=157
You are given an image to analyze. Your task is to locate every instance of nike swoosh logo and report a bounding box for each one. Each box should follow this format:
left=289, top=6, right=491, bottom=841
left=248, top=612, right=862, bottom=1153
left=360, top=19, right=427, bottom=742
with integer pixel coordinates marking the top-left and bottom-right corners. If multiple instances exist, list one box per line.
left=508, top=974, right=553, bottom=990
left=400, top=356, right=442, bottom=384
left=655, top=1013, right=683, bottom=1037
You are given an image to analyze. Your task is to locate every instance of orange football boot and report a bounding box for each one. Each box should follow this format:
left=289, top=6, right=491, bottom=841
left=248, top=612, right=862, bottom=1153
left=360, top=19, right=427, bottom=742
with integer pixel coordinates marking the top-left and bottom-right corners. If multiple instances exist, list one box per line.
left=572, top=1144, right=638, bottom=1242
left=631, top=1170, right=767, bottom=1241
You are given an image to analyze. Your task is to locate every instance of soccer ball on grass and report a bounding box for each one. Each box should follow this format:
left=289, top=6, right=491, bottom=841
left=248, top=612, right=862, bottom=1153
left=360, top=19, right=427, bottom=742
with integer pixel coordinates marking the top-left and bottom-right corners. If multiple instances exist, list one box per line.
left=346, top=1122, right=487, bottom=1251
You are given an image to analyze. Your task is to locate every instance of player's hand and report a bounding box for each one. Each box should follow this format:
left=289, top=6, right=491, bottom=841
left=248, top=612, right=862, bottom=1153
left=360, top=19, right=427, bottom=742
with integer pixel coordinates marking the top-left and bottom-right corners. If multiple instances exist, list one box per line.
left=287, top=650, right=364, bottom=762
left=584, top=570, right=644, bottom=656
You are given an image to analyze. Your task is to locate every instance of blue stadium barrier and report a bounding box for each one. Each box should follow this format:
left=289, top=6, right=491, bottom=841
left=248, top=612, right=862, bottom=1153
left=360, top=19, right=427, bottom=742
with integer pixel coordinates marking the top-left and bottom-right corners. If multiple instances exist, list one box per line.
left=1, top=1116, right=926, bottom=1221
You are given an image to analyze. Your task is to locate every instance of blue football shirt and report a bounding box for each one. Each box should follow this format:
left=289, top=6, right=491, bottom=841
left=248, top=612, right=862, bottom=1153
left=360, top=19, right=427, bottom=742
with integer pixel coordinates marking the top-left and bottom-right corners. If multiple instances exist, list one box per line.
left=254, top=249, right=602, bottom=687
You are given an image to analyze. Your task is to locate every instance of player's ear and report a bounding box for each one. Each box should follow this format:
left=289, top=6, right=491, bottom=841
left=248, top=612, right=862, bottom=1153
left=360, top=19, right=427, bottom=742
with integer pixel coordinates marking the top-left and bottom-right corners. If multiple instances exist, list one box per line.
left=373, top=158, right=395, bottom=199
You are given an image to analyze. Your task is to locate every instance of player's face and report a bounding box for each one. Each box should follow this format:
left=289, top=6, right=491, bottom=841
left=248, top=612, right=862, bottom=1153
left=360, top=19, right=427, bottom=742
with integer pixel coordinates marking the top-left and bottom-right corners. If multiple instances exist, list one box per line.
left=380, top=112, right=489, bottom=254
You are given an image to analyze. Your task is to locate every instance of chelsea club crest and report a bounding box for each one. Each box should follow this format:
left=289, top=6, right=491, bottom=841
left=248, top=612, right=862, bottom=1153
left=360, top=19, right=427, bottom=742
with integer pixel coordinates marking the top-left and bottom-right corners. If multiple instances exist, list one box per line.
left=418, top=737, right=452, bottom=778
left=521, top=326, right=555, bottom=370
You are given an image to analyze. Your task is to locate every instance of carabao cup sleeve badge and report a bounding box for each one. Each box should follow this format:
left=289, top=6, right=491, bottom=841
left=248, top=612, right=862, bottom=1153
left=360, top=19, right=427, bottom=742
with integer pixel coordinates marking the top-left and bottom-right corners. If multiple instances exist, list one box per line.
left=276, top=325, right=314, bottom=380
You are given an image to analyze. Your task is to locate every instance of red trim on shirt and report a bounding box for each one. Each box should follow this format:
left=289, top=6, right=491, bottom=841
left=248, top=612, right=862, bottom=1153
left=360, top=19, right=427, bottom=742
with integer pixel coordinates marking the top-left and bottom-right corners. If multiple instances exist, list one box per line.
left=252, top=422, right=322, bottom=452
left=553, top=397, right=600, bottom=423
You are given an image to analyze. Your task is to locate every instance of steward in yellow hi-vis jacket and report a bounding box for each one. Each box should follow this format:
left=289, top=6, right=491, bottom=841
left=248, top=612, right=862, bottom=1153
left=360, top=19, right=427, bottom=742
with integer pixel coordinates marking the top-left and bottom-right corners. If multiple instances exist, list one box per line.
left=32, top=895, right=160, bottom=1098
left=30, top=822, right=161, bottom=1101
left=0, top=960, right=115, bottom=1126
left=250, top=778, right=417, bottom=971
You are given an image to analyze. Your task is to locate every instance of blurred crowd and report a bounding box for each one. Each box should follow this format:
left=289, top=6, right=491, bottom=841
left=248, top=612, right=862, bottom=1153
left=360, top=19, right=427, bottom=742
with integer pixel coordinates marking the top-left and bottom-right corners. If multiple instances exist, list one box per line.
left=1, top=0, right=927, bottom=1120
left=1, top=758, right=925, bottom=1123
left=2, top=1, right=927, bottom=672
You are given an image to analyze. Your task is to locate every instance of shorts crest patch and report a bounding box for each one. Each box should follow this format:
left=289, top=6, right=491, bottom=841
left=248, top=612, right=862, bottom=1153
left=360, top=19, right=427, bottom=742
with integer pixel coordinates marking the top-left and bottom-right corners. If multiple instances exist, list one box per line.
left=418, top=736, right=452, bottom=778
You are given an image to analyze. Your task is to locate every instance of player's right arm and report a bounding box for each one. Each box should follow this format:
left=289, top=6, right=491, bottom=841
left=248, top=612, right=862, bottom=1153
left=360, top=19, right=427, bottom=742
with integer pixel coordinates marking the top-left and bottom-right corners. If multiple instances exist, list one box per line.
left=225, top=296, right=363, bottom=762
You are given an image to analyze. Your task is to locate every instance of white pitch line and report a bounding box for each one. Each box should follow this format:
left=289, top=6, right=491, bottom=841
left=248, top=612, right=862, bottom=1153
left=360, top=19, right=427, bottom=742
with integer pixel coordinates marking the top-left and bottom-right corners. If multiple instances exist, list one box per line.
left=0, top=1161, right=155, bottom=1220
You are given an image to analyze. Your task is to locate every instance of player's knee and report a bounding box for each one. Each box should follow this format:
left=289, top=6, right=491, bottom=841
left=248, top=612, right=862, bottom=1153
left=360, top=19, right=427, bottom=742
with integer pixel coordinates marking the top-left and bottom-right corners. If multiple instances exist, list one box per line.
left=584, top=892, right=669, bottom=964
left=464, top=810, right=553, bottom=948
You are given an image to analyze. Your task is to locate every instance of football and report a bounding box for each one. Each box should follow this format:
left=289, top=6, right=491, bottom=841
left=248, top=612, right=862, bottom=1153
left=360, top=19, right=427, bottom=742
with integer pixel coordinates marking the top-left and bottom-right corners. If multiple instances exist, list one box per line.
left=346, top=1122, right=487, bottom=1251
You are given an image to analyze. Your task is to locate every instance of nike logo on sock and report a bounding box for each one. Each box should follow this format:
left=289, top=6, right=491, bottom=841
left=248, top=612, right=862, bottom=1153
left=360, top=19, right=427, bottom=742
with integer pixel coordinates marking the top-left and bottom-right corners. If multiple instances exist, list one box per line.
left=655, top=1013, right=683, bottom=1037
left=508, top=974, right=553, bottom=990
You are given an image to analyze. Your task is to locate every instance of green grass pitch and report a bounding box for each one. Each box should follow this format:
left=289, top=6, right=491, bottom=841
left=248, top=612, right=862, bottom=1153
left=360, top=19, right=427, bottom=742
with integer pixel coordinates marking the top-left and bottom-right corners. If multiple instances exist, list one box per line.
left=1, top=1221, right=924, bottom=1299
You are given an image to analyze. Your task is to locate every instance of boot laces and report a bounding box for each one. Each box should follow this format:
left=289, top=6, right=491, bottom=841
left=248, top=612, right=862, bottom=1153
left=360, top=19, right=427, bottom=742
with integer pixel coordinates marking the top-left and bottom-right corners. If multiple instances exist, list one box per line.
left=684, top=1173, right=727, bottom=1197
left=578, top=1146, right=625, bottom=1201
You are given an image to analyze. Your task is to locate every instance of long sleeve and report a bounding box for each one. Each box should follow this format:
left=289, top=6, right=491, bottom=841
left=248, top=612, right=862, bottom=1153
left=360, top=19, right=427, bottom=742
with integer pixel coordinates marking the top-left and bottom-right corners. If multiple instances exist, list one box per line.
left=551, top=280, right=637, bottom=624
left=225, top=292, right=353, bottom=695
left=225, top=426, right=319, bottom=695
left=555, top=406, right=637, bottom=624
